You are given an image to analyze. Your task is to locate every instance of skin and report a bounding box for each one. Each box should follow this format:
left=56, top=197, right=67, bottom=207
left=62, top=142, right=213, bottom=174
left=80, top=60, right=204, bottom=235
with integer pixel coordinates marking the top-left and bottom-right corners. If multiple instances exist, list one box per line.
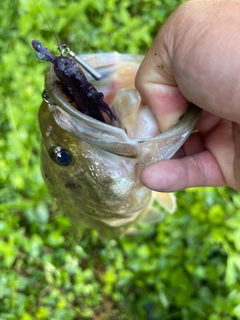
left=135, top=0, right=240, bottom=192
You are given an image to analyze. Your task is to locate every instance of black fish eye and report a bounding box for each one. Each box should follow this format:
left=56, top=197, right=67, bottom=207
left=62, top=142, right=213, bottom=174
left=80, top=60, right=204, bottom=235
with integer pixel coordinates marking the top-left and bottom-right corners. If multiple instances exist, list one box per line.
left=51, top=147, right=71, bottom=166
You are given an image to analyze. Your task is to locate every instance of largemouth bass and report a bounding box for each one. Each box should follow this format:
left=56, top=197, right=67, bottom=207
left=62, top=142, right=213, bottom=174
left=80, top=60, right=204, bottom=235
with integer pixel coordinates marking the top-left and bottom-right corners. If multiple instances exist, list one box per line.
left=34, top=44, right=201, bottom=237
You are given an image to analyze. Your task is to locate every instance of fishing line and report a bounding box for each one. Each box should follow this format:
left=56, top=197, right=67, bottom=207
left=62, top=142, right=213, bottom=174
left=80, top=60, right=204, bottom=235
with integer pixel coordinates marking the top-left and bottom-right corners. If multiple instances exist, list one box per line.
left=32, top=0, right=101, bottom=80
left=32, top=0, right=59, bottom=43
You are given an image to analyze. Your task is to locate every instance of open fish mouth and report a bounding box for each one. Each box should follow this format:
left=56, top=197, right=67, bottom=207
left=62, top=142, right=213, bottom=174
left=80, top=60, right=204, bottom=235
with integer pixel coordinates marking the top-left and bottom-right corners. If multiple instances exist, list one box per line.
left=42, top=52, right=201, bottom=168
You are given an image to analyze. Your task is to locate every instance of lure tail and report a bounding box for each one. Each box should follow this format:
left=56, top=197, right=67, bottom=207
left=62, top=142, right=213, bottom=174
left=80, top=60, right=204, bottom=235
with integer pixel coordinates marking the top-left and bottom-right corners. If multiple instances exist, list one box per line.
left=32, top=40, right=56, bottom=63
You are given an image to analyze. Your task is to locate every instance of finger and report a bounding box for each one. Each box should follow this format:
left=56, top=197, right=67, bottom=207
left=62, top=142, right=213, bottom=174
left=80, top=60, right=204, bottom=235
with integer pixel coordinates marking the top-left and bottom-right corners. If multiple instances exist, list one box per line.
left=140, top=151, right=225, bottom=192
left=135, top=30, right=189, bottom=132
left=136, top=80, right=189, bottom=132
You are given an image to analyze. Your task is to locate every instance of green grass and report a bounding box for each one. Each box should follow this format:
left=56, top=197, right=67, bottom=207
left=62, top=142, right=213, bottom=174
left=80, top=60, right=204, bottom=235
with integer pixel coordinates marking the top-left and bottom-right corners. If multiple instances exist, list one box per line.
left=1, top=0, right=240, bottom=319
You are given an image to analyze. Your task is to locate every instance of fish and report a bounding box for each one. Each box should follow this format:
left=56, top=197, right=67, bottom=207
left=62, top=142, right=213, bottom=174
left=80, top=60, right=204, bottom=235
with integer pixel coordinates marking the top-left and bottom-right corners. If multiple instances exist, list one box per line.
left=34, top=44, right=201, bottom=237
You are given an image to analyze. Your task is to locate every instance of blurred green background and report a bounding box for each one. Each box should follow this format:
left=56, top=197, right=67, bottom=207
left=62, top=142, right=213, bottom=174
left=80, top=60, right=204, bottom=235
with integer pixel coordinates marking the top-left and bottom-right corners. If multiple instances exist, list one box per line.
left=1, top=0, right=240, bottom=319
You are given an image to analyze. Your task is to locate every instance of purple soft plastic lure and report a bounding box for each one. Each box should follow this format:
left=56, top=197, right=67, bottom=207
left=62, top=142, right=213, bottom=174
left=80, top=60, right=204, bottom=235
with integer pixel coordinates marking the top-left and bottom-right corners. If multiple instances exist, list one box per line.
left=31, top=40, right=116, bottom=123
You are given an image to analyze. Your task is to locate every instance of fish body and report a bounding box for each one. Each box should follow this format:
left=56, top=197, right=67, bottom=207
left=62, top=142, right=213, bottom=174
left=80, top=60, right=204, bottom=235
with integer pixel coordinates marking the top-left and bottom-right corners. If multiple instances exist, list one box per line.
left=37, top=51, right=201, bottom=237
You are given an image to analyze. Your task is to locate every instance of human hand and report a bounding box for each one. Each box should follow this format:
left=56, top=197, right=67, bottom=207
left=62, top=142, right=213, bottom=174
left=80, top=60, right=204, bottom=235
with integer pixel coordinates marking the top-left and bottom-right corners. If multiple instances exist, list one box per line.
left=135, top=0, right=240, bottom=192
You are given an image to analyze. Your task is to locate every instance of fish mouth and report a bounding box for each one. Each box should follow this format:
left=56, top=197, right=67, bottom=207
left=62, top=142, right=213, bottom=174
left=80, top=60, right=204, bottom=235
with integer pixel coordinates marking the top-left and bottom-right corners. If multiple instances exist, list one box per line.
left=43, top=53, right=201, bottom=166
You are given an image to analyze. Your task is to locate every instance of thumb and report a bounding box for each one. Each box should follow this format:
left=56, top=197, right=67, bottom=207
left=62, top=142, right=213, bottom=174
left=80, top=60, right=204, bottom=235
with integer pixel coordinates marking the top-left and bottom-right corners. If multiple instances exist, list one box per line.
left=135, top=17, right=189, bottom=132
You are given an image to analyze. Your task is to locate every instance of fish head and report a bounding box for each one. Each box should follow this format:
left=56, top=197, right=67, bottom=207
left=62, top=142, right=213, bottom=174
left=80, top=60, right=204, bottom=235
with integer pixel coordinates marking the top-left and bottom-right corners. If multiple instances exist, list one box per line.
left=38, top=52, right=201, bottom=237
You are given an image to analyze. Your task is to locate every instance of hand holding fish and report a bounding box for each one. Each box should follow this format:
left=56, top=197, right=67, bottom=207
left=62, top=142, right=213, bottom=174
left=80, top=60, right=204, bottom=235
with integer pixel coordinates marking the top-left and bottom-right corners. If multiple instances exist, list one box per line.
left=135, top=0, right=240, bottom=192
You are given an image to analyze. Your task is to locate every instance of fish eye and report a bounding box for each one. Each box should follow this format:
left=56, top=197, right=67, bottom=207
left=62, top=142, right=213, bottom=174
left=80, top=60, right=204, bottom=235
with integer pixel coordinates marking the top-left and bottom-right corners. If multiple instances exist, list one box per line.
left=51, top=146, right=71, bottom=166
